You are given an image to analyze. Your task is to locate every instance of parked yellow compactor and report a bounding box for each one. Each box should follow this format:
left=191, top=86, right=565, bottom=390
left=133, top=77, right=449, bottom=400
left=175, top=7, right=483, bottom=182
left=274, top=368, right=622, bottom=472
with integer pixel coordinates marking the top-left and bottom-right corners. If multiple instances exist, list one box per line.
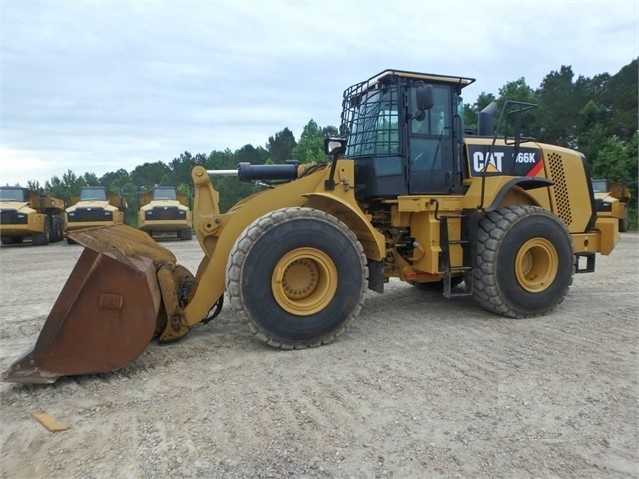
left=3, top=69, right=620, bottom=383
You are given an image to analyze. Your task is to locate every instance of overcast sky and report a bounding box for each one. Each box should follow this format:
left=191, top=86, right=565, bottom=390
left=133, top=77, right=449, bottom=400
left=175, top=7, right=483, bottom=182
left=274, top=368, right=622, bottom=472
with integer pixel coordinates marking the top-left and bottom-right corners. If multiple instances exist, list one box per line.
left=1, top=0, right=637, bottom=186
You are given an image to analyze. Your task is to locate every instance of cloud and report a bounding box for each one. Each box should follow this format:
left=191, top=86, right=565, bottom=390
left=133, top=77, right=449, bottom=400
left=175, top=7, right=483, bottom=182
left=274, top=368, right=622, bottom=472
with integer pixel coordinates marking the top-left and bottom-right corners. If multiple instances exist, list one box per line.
left=1, top=0, right=637, bottom=186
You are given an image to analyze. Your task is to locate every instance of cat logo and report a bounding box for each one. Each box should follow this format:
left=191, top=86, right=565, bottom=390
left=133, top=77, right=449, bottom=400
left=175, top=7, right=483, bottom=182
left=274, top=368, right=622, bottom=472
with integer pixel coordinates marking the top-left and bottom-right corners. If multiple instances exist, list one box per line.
left=472, top=151, right=504, bottom=173
left=468, top=144, right=543, bottom=176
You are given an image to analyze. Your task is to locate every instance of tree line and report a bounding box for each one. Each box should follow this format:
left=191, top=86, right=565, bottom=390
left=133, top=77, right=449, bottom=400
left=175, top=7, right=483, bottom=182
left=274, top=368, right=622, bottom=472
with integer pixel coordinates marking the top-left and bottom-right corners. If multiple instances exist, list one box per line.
left=19, top=59, right=638, bottom=226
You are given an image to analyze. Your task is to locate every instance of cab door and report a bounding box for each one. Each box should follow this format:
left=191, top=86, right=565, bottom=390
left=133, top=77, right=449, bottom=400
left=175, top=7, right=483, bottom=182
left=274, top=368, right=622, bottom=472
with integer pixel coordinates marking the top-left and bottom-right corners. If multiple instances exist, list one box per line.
left=408, top=85, right=455, bottom=194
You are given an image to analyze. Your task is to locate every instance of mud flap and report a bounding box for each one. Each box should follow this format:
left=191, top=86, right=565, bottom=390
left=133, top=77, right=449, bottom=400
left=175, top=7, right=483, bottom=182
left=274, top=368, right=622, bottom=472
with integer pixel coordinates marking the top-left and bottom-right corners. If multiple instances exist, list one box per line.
left=2, top=225, right=191, bottom=384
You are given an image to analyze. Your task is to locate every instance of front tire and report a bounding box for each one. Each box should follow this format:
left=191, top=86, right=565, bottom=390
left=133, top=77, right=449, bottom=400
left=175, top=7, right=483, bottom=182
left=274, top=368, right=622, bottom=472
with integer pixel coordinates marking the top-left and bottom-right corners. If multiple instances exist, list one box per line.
left=32, top=221, right=50, bottom=246
left=473, top=205, right=574, bottom=318
left=226, top=207, right=367, bottom=349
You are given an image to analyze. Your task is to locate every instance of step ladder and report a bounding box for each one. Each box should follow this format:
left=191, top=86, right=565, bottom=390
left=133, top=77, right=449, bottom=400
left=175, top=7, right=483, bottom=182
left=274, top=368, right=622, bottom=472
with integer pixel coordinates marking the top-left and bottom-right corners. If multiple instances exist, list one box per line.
left=437, top=208, right=478, bottom=298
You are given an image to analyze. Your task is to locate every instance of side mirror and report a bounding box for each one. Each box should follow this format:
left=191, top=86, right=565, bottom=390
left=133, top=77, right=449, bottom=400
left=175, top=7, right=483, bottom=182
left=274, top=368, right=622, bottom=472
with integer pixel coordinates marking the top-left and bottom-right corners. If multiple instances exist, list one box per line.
left=323, top=137, right=347, bottom=157
left=416, top=84, right=434, bottom=111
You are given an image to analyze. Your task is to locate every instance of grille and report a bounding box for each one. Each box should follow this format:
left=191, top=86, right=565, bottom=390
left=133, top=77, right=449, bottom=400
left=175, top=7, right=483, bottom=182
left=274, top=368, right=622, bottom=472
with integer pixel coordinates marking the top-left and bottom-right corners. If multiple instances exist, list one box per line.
left=0, top=209, right=27, bottom=225
left=68, top=207, right=109, bottom=222
left=594, top=199, right=612, bottom=212
left=547, top=152, right=572, bottom=226
left=151, top=206, right=181, bottom=220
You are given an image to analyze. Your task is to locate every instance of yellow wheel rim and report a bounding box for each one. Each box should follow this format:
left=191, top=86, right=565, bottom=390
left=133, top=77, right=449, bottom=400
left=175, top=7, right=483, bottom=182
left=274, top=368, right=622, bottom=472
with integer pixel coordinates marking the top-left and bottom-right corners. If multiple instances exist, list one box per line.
left=515, top=238, right=559, bottom=293
left=272, top=248, right=338, bottom=316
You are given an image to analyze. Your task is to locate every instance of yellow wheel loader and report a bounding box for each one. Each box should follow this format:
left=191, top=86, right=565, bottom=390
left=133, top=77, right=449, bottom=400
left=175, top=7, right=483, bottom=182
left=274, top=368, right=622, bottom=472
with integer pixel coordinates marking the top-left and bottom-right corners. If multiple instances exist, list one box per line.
left=3, top=70, right=620, bottom=383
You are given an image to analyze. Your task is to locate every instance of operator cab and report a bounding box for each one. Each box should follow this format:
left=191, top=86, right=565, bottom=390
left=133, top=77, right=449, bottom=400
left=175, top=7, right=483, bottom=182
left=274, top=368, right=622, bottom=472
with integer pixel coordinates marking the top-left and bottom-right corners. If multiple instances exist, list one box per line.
left=79, top=186, right=108, bottom=201
left=338, top=69, right=475, bottom=199
left=0, top=187, right=29, bottom=202
left=153, top=186, right=178, bottom=201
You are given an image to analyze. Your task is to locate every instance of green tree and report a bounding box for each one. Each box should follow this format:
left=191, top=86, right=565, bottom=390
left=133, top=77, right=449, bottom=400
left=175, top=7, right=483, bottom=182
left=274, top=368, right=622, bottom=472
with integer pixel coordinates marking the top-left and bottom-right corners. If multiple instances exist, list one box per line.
left=236, top=144, right=268, bottom=165
left=592, top=132, right=638, bottom=229
left=536, top=66, right=582, bottom=147
left=99, top=169, right=131, bottom=190
left=591, top=133, right=638, bottom=199
left=206, top=148, right=262, bottom=212
left=598, top=59, right=638, bottom=141
left=496, top=78, right=540, bottom=140
left=463, top=91, right=496, bottom=132
left=98, top=169, right=137, bottom=224
left=43, top=169, right=87, bottom=202
left=83, top=172, right=100, bottom=186
left=176, top=183, right=192, bottom=204
left=26, top=180, right=41, bottom=191
left=159, top=174, right=172, bottom=187
left=170, top=152, right=207, bottom=187
left=44, top=176, right=65, bottom=201
left=214, top=177, right=259, bottom=213
left=207, top=149, right=236, bottom=170
left=291, top=120, right=336, bottom=164
left=575, top=100, right=608, bottom=164
left=267, top=128, right=297, bottom=163
left=118, top=181, right=139, bottom=226
left=131, top=162, right=170, bottom=188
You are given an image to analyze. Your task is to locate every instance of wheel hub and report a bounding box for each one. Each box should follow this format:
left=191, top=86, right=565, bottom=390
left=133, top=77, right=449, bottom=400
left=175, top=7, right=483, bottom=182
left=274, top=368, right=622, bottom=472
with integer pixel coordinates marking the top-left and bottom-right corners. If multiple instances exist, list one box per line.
left=272, top=248, right=338, bottom=316
left=281, top=259, right=319, bottom=299
left=515, top=238, right=559, bottom=293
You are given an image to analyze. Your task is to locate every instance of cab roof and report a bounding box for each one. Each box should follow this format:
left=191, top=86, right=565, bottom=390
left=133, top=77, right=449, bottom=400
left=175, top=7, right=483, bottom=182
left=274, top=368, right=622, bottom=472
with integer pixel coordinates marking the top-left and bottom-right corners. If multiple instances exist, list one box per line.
left=365, top=69, right=476, bottom=89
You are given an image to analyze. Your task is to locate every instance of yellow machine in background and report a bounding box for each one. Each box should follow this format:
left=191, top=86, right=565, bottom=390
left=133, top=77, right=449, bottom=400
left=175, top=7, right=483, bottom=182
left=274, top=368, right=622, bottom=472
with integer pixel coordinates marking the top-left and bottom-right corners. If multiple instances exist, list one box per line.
left=138, top=186, right=193, bottom=240
left=64, top=186, right=127, bottom=243
left=591, top=178, right=632, bottom=232
left=3, top=69, right=621, bottom=383
left=0, top=187, right=65, bottom=246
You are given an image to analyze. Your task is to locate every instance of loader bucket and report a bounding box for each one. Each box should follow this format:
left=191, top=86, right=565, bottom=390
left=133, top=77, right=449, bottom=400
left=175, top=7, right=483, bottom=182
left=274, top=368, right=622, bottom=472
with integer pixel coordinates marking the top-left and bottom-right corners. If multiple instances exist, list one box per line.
left=2, top=225, right=176, bottom=384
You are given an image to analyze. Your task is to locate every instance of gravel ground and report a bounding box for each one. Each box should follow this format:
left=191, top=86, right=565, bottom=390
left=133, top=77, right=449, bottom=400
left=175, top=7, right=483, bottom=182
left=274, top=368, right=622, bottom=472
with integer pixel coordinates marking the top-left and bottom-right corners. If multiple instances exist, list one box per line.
left=0, top=232, right=637, bottom=479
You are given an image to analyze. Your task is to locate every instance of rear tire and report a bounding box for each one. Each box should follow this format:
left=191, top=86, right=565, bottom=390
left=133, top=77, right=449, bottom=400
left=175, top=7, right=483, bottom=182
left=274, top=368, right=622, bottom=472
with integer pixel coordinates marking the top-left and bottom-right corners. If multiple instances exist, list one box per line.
left=226, top=207, right=367, bottom=349
left=473, top=205, right=574, bottom=318
left=619, top=207, right=629, bottom=232
left=49, top=217, right=63, bottom=242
